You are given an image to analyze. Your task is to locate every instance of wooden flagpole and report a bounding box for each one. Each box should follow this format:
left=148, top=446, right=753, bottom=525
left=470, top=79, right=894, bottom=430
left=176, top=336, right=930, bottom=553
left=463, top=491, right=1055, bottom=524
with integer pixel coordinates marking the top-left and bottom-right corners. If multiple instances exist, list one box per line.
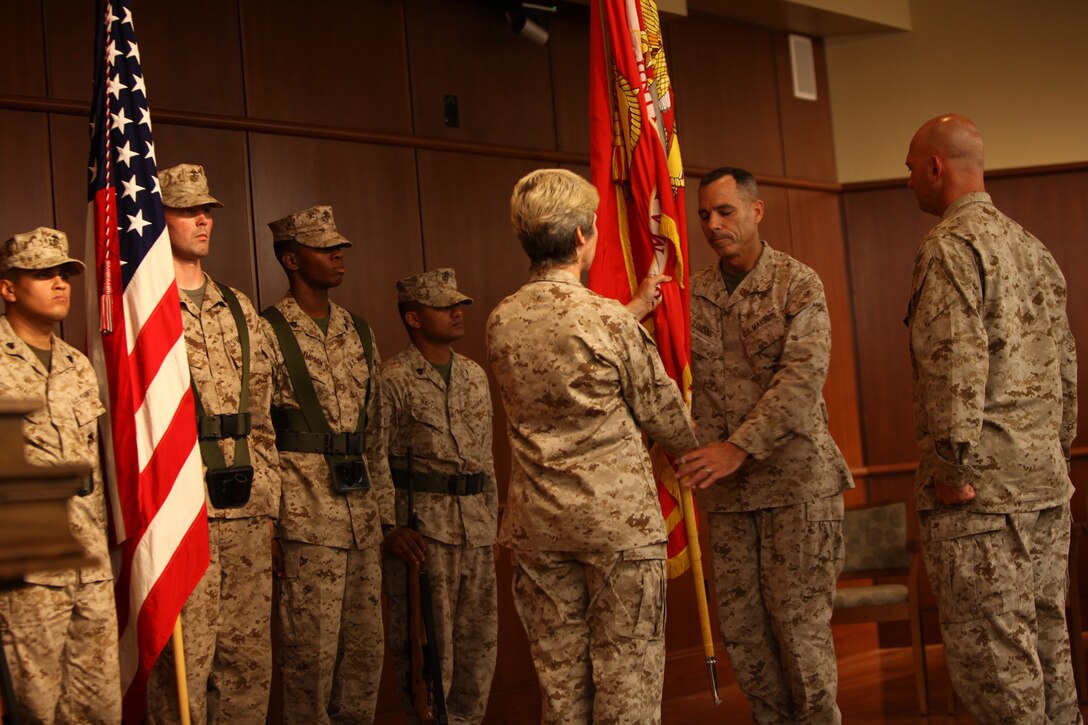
left=680, top=486, right=720, bottom=704
left=172, top=615, right=192, bottom=725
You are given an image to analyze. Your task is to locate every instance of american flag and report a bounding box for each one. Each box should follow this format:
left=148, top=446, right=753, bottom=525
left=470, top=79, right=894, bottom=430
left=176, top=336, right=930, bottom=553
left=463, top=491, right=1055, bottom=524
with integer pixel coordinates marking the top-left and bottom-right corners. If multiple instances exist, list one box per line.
left=87, top=0, right=209, bottom=720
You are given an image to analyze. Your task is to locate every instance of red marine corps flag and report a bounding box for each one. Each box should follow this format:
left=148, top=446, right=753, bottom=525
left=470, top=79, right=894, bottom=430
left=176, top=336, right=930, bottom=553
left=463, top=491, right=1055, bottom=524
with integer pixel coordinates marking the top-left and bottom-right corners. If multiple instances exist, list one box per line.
left=588, top=0, right=692, bottom=575
left=87, top=0, right=209, bottom=720
left=588, top=0, right=720, bottom=703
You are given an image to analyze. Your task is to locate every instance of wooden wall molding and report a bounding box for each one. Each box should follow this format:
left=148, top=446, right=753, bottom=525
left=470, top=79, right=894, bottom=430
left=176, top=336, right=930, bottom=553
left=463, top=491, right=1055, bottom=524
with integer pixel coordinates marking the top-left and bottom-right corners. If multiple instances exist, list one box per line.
left=850, top=447, right=1088, bottom=480
left=842, top=160, right=1088, bottom=192
left=0, top=93, right=842, bottom=194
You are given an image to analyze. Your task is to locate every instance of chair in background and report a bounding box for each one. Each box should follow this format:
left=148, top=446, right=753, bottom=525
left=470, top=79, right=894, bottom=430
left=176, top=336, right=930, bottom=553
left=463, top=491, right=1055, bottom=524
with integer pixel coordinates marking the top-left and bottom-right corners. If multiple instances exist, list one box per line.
left=831, top=502, right=927, bottom=715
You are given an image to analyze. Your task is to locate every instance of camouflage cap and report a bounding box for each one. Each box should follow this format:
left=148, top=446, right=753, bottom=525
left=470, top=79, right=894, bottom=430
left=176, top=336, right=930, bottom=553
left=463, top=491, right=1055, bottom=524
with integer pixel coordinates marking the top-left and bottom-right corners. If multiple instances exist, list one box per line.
left=396, top=268, right=472, bottom=307
left=0, top=227, right=85, bottom=276
left=159, top=163, right=223, bottom=209
left=267, top=205, right=352, bottom=249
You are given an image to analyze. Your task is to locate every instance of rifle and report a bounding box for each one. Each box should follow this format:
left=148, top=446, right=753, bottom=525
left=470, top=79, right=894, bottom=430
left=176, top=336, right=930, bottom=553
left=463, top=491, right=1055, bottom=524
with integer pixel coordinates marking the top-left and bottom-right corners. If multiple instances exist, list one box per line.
left=406, top=449, right=448, bottom=725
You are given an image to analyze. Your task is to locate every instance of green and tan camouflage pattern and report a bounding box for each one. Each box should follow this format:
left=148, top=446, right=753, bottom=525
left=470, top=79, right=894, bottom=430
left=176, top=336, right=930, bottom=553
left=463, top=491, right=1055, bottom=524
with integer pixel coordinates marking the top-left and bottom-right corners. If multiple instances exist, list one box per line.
left=486, top=267, right=697, bottom=552
left=689, top=243, right=853, bottom=513
left=0, top=315, right=120, bottom=722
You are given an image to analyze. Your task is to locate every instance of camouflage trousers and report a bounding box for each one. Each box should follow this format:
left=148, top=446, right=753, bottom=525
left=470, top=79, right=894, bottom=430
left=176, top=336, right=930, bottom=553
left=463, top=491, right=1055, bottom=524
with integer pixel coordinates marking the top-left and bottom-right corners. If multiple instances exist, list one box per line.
left=921, top=503, right=1082, bottom=725
left=383, top=539, right=497, bottom=725
left=708, top=496, right=844, bottom=725
left=276, top=539, right=384, bottom=725
left=0, top=578, right=120, bottom=724
left=510, top=543, right=667, bottom=725
left=147, top=515, right=273, bottom=725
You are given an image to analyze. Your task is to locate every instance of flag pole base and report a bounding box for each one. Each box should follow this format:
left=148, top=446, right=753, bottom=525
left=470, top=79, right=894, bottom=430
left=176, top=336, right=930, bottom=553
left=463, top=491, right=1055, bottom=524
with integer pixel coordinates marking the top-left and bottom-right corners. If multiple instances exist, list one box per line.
left=706, top=656, right=720, bottom=705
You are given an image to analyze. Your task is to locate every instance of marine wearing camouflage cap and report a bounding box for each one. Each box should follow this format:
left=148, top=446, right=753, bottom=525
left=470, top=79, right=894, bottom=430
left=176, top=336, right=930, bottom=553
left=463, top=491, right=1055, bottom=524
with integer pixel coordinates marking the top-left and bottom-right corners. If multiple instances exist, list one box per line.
left=395, top=268, right=472, bottom=307
left=159, top=163, right=223, bottom=209
left=0, top=227, right=85, bottom=276
left=268, top=205, right=352, bottom=249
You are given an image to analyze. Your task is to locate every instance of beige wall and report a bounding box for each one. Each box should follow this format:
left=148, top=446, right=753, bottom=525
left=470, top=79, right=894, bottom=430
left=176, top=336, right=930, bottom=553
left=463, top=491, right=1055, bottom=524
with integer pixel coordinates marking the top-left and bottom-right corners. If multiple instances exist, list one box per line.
left=827, top=0, right=1088, bottom=182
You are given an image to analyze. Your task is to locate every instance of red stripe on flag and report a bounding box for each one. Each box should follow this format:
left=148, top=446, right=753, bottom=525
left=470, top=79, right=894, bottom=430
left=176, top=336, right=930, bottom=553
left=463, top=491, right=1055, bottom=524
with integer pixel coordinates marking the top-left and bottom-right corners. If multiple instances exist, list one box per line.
left=121, top=511, right=209, bottom=723
left=138, top=390, right=199, bottom=518
left=126, top=286, right=183, bottom=412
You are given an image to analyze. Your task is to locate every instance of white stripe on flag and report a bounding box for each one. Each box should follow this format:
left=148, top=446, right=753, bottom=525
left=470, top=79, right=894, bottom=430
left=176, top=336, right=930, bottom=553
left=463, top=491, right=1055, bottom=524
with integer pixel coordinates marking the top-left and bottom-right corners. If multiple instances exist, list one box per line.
left=122, top=227, right=176, bottom=354
left=117, top=442, right=205, bottom=690
left=134, top=335, right=192, bottom=471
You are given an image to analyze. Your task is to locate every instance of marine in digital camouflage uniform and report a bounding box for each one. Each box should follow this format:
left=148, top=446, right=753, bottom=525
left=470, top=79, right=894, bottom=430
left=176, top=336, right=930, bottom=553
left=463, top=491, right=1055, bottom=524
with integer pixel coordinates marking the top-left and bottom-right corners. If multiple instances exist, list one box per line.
left=145, top=165, right=280, bottom=724
left=678, top=167, right=853, bottom=725
left=263, top=204, right=394, bottom=724
left=381, top=268, right=497, bottom=724
left=905, top=114, right=1080, bottom=724
left=0, top=227, right=122, bottom=724
left=487, top=169, right=698, bottom=725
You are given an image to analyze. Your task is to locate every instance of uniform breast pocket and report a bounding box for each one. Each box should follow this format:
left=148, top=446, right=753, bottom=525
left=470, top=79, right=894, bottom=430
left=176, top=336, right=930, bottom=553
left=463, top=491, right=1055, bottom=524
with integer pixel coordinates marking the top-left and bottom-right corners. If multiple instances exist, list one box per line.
left=741, top=316, right=786, bottom=361
left=409, top=399, right=449, bottom=434
left=73, top=390, right=105, bottom=448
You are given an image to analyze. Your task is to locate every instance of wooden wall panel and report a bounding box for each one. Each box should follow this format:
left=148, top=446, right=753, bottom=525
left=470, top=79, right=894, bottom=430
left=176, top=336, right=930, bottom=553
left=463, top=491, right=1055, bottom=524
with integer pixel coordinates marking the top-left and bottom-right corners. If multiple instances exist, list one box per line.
left=241, top=0, right=412, bottom=134
left=666, top=13, right=784, bottom=176
left=136, top=1, right=245, bottom=116
left=44, top=0, right=99, bottom=101
left=786, top=190, right=862, bottom=463
left=774, top=36, right=837, bottom=182
left=1, top=1, right=46, bottom=97
left=986, top=173, right=1088, bottom=449
left=154, top=125, right=255, bottom=299
left=46, top=114, right=96, bottom=352
left=406, top=0, right=556, bottom=149
left=549, top=13, right=591, bottom=156
left=247, top=133, right=422, bottom=350
left=0, top=111, right=55, bottom=238
left=841, top=187, right=931, bottom=466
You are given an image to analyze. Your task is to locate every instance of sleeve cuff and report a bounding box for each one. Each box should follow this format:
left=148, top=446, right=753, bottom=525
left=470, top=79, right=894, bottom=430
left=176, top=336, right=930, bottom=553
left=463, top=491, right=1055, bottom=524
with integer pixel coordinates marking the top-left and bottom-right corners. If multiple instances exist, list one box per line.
left=931, top=443, right=977, bottom=487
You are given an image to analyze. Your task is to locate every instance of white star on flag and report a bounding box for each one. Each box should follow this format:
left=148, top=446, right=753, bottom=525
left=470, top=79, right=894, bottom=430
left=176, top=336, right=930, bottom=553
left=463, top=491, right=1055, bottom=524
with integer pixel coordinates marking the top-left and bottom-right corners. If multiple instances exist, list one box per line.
left=116, top=140, right=138, bottom=167
left=132, top=74, right=146, bottom=96
left=121, top=175, right=145, bottom=202
left=127, top=41, right=140, bottom=63
left=110, top=107, right=132, bottom=134
left=145, top=140, right=157, bottom=164
left=126, top=208, right=152, bottom=237
left=139, top=106, right=152, bottom=131
left=151, top=175, right=161, bottom=196
left=107, top=74, right=125, bottom=99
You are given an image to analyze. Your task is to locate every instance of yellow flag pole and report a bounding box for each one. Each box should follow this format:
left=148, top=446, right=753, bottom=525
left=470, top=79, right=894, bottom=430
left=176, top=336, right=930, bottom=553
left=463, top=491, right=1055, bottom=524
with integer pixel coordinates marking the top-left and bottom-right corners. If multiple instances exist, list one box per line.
left=172, top=615, right=192, bottom=725
left=680, top=486, right=720, bottom=704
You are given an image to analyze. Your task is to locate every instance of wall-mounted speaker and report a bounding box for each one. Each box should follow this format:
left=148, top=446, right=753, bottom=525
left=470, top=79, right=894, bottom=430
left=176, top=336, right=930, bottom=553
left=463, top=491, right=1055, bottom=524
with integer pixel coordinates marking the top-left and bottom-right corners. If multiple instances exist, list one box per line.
left=789, top=34, right=818, bottom=101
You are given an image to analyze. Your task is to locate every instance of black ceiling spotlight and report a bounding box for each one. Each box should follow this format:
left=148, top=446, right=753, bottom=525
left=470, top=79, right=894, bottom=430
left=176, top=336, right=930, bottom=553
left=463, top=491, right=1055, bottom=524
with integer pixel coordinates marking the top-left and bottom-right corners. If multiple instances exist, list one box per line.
left=504, top=2, right=556, bottom=46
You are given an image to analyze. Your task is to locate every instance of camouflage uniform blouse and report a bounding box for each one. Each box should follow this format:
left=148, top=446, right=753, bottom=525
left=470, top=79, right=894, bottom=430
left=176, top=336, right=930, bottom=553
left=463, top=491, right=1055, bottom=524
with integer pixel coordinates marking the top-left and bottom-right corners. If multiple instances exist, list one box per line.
left=0, top=316, right=112, bottom=586
left=486, top=267, right=697, bottom=552
left=907, top=192, right=1077, bottom=513
left=263, top=294, right=395, bottom=549
left=180, top=275, right=279, bottom=520
left=689, top=243, right=853, bottom=512
left=381, top=346, right=497, bottom=547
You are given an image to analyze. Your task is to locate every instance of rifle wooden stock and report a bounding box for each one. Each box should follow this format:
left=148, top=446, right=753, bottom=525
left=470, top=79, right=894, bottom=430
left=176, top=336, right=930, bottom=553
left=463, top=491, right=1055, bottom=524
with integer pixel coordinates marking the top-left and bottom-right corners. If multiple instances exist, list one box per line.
left=408, top=559, right=436, bottom=724
left=406, top=448, right=447, bottom=725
